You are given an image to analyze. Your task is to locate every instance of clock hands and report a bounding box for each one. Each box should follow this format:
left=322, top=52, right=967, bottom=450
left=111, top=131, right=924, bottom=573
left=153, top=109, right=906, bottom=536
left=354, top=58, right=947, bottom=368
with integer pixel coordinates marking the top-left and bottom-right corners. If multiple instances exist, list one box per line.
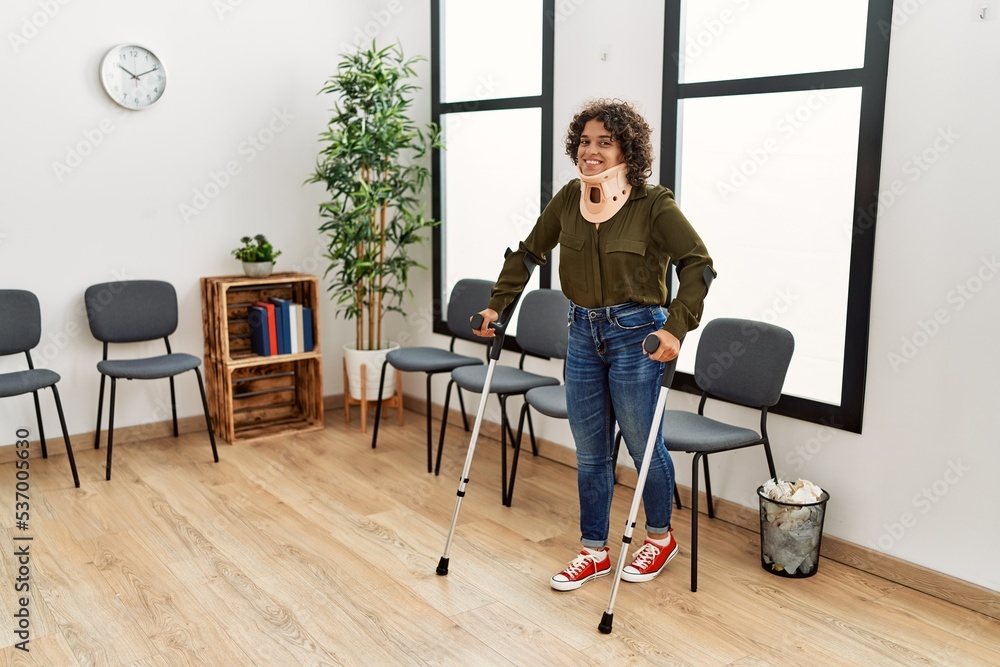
left=136, top=65, right=160, bottom=78
left=117, top=63, right=139, bottom=80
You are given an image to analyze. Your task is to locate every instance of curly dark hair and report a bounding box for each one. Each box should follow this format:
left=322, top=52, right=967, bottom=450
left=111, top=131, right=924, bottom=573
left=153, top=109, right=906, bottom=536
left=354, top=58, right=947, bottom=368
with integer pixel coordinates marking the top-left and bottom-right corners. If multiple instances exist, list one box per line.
left=565, top=99, right=654, bottom=188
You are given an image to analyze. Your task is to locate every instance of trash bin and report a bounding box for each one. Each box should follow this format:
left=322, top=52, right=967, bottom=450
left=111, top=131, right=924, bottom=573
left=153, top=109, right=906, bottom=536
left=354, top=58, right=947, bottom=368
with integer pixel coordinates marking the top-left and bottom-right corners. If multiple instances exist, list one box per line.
left=757, top=480, right=830, bottom=578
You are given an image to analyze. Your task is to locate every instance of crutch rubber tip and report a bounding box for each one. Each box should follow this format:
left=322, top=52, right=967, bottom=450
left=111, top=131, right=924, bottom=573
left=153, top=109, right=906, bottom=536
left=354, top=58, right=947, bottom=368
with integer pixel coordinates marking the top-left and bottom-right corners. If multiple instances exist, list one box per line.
left=436, top=557, right=450, bottom=575
left=598, top=612, right=614, bottom=634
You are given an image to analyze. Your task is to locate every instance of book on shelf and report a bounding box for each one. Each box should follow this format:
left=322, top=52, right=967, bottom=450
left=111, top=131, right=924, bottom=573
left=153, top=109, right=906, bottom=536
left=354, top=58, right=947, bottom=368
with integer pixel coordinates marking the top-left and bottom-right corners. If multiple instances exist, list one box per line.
left=288, top=303, right=300, bottom=354
left=268, top=297, right=292, bottom=355
left=248, top=305, right=271, bottom=356
left=302, top=307, right=314, bottom=352
left=251, top=301, right=278, bottom=356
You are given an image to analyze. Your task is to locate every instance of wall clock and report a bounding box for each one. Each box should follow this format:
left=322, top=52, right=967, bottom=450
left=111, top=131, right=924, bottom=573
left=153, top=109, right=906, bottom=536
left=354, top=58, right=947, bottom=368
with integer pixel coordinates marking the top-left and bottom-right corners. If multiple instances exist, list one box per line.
left=99, top=44, right=167, bottom=110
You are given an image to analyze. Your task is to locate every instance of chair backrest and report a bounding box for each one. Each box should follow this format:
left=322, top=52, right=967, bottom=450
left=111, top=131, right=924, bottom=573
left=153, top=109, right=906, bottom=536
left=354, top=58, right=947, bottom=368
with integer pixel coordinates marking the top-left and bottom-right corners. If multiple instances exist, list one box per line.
left=515, top=289, right=570, bottom=360
left=446, top=279, right=495, bottom=344
left=0, top=290, right=42, bottom=356
left=85, top=280, right=179, bottom=343
left=693, top=318, right=794, bottom=408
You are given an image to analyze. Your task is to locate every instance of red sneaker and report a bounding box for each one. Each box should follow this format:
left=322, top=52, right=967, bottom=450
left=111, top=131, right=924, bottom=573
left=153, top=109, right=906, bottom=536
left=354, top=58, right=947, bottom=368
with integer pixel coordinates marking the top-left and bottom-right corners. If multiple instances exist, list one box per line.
left=550, top=547, right=610, bottom=591
left=621, top=530, right=679, bottom=583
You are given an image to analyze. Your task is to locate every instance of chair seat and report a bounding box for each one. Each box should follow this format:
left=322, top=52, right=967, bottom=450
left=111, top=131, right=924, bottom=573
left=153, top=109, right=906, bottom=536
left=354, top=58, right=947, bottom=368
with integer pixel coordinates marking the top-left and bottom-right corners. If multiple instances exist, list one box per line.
left=452, top=365, right=559, bottom=395
left=386, top=347, right=482, bottom=373
left=662, top=410, right=763, bottom=452
left=524, top=385, right=567, bottom=418
left=0, top=369, right=60, bottom=398
left=97, top=353, right=202, bottom=380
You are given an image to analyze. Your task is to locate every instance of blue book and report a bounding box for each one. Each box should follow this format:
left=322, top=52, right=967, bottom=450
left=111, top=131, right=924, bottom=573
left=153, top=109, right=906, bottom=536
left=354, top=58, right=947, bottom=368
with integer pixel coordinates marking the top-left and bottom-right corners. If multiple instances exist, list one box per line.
left=248, top=305, right=271, bottom=356
left=302, top=307, right=314, bottom=352
left=268, top=297, right=291, bottom=354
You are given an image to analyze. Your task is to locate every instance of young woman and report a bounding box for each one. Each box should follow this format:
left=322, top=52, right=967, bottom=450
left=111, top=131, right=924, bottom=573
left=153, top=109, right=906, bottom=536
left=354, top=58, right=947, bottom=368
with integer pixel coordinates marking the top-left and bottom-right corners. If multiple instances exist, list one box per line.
left=474, top=99, right=714, bottom=590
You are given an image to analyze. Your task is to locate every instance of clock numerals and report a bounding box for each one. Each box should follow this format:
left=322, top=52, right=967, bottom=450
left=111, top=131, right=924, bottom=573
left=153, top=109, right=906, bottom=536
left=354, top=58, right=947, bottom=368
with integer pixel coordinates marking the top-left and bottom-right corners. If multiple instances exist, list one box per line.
left=101, top=44, right=166, bottom=110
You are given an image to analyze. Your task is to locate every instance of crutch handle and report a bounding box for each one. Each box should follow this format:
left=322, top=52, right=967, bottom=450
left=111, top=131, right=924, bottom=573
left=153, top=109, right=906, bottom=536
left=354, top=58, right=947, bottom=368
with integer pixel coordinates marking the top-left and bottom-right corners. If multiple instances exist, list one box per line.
left=643, top=333, right=680, bottom=388
left=471, top=313, right=485, bottom=331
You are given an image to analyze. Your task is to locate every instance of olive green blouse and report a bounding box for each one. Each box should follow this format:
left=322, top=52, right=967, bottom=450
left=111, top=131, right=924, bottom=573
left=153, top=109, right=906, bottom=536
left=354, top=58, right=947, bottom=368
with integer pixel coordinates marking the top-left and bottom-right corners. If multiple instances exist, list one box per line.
left=487, top=179, right=714, bottom=341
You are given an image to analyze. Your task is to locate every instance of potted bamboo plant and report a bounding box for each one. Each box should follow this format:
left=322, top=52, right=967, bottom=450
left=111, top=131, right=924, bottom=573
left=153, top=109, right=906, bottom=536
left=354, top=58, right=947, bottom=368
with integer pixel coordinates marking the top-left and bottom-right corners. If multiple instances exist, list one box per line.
left=307, top=41, right=441, bottom=404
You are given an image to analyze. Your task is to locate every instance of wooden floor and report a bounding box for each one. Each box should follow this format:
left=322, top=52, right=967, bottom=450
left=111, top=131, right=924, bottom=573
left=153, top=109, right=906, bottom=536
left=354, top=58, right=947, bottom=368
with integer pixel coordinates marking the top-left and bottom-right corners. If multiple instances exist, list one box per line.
left=2, top=409, right=999, bottom=666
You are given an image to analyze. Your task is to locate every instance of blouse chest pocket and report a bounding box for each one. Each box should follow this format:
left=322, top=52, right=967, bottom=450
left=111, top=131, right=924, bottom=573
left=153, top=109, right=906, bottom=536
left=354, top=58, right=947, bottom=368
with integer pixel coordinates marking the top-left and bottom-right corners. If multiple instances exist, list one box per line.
left=558, top=231, right=587, bottom=285
left=606, top=239, right=647, bottom=256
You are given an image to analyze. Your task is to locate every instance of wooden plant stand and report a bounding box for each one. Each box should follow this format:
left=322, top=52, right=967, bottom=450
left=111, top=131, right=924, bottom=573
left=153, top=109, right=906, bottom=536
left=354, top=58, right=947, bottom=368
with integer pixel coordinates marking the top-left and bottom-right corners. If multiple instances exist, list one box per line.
left=342, top=359, right=403, bottom=434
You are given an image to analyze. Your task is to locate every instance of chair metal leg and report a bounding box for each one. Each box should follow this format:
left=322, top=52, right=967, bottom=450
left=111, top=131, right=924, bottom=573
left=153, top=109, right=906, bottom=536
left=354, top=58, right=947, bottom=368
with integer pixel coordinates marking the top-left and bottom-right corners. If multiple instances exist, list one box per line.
left=434, top=379, right=457, bottom=476
left=507, top=402, right=531, bottom=507
left=763, top=439, right=777, bottom=480
left=703, top=454, right=715, bottom=519
left=193, top=368, right=219, bottom=463
left=499, top=395, right=511, bottom=506
left=106, top=378, right=117, bottom=480
left=31, top=390, right=48, bottom=459
left=371, top=359, right=389, bottom=450
left=50, top=385, right=80, bottom=488
left=169, top=376, right=179, bottom=437
left=456, top=387, right=470, bottom=431
left=525, top=407, right=538, bottom=456
left=611, top=430, right=622, bottom=484
left=424, top=373, right=434, bottom=474
left=673, top=484, right=683, bottom=510
left=690, top=453, right=702, bottom=592
left=94, top=374, right=106, bottom=449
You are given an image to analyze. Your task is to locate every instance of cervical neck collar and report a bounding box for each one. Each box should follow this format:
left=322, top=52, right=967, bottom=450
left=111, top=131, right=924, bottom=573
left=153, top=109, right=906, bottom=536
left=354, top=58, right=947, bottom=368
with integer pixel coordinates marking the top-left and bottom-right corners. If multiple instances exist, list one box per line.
left=578, top=162, right=632, bottom=223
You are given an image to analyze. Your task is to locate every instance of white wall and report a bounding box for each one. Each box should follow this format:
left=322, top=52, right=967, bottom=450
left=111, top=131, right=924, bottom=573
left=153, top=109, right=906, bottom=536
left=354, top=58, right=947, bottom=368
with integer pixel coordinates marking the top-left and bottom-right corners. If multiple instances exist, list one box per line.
left=3, top=1, right=998, bottom=594
left=1, top=0, right=431, bottom=437
left=401, top=2, right=1000, bottom=594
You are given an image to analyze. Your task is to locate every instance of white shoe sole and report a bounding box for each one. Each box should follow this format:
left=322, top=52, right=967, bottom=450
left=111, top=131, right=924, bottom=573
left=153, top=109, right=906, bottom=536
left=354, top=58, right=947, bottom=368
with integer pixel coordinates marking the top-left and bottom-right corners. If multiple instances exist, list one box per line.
left=550, top=567, right=610, bottom=591
left=621, top=544, right=679, bottom=583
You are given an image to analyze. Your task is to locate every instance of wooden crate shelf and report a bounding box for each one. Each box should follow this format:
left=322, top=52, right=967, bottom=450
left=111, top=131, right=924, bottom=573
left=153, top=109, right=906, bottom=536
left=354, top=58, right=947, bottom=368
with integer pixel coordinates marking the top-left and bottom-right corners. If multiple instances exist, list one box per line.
left=201, top=273, right=324, bottom=443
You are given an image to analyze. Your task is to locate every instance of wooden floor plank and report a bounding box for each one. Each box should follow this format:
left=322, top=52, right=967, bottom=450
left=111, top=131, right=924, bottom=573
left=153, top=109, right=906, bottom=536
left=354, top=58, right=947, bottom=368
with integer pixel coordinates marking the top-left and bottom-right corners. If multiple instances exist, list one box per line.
left=0, top=410, right=995, bottom=665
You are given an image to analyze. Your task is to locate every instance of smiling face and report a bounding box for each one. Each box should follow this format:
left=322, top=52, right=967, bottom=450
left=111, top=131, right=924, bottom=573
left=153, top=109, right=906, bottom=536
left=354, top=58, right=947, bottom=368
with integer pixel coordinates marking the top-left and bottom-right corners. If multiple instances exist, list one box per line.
left=577, top=118, right=624, bottom=176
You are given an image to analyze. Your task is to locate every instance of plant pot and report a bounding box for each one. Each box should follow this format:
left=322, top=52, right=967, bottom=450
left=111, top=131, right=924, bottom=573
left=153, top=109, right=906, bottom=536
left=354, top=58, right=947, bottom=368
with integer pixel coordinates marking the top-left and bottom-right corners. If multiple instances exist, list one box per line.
left=242, top=261, right=274, bottom=278
left=343, top=342, right=399, bottom=401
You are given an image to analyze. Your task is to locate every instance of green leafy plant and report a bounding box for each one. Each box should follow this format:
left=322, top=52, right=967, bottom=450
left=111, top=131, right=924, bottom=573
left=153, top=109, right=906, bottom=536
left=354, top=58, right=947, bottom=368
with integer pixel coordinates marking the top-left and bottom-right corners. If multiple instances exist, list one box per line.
left=306, top=41, right=442, bottom=351
left=232, top=234, right=282, bottom=263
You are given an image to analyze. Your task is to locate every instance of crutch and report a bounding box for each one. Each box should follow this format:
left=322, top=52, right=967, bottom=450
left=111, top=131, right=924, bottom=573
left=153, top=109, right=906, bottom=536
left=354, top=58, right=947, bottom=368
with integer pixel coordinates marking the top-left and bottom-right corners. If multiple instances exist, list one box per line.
left=437, top=249, right=538, bottom=576
left=598, top=332, right=679, bottom=634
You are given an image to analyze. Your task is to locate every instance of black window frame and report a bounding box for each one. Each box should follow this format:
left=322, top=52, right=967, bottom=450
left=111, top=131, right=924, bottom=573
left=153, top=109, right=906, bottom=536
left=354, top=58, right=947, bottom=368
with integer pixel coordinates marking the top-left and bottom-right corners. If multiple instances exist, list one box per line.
left=430, top=0, right=556, bottom=348
left=660, top=0, right=894, bottom=433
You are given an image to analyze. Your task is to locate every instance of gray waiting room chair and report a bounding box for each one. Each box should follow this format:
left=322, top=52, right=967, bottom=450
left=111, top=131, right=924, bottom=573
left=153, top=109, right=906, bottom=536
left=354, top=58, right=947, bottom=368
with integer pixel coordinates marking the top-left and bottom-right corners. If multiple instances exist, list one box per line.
left=0, top=290, right=80, bottom=487
left=371, top=278, right=491, bottom=474
left=662, top=317, right=794, bottom=592
left=84, top=280, right=218, bottom=480
left=444, top=288, right=562, bottom=506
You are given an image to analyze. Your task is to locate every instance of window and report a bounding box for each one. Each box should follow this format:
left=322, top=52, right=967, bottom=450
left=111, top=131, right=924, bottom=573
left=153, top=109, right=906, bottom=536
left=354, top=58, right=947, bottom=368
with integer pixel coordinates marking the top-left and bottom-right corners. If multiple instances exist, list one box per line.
left=431, top=0, right=554, bottom=339
left=663, top=0, right=893, bottom=432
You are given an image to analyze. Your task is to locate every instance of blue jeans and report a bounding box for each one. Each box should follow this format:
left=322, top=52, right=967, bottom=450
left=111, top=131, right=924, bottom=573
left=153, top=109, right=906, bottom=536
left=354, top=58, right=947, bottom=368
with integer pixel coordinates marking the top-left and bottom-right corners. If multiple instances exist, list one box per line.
left=565, top=302, right=675, bottom=549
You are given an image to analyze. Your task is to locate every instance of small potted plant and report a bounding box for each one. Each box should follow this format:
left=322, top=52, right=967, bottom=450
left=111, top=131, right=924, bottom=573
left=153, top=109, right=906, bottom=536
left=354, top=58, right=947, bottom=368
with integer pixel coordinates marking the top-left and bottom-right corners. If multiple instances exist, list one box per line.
left=232, top=234, right=282, bottom=277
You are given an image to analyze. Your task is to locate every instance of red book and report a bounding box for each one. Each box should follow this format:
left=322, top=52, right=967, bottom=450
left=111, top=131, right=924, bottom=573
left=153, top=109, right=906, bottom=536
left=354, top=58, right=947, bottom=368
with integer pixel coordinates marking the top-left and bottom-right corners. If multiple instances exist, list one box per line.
left=252, top=301, right=278, bottom=356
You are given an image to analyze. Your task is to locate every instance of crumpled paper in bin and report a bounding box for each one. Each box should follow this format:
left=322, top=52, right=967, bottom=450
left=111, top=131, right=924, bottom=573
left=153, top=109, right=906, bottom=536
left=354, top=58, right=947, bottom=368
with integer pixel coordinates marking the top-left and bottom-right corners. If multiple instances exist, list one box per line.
left=759, top=478, right=826, bottom=575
